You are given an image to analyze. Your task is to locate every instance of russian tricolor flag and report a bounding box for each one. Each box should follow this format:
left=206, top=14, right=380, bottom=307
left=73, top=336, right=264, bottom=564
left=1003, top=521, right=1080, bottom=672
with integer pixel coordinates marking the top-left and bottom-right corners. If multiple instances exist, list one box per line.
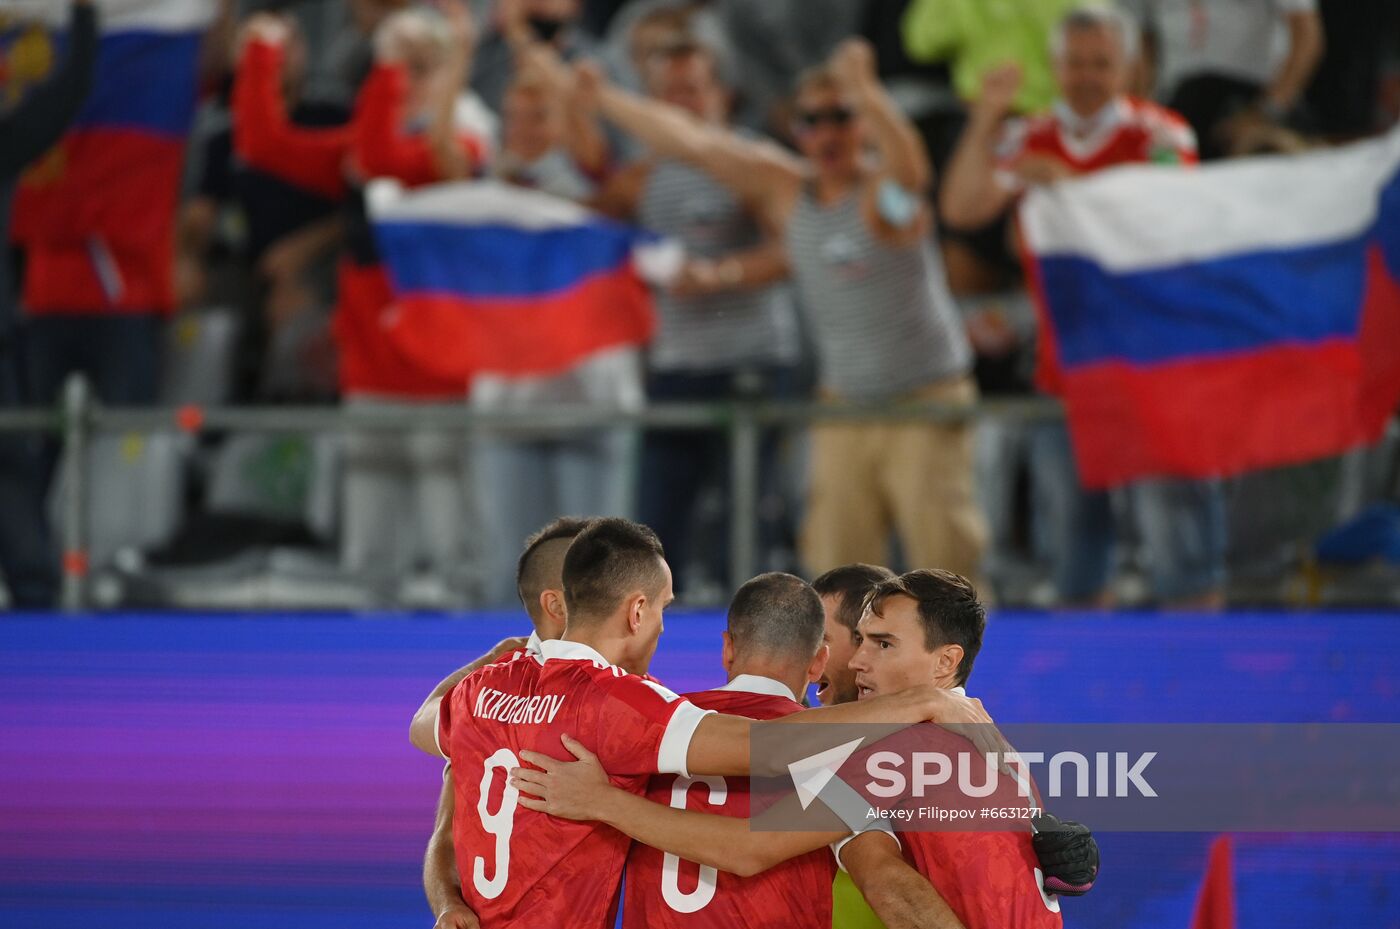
left=9, top=0, right=213, bottom=259
left=1022, top=129, right=1400, bottom=489
left=368, top=179, right=664, bottom=383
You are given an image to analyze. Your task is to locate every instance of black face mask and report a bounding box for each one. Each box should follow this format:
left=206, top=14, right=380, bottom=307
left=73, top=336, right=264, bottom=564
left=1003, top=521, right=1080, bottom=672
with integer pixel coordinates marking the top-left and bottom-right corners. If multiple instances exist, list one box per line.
left=527, top=15, right=568, bottom=43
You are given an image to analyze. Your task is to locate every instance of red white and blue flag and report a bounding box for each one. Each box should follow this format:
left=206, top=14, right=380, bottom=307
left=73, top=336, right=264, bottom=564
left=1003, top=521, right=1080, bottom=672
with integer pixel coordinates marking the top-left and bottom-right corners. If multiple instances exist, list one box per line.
left=7, top=0, right=214, bottom=307
left=367, top=179, right=665, bottom=382
left=1022, top=129, right=1400, bottom=489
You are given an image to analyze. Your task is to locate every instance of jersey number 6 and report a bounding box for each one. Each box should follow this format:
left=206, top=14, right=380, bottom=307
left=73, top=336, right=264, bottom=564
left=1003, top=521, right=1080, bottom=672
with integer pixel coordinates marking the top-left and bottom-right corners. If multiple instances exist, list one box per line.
left=661, top=776, right=728, bottom=913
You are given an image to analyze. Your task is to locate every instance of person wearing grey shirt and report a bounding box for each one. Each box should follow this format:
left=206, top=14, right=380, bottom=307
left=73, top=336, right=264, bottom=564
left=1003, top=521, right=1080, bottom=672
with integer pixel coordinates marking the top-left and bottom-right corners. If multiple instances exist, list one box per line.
left=542, top=38, right=988, bottom=582
left=591, top=37, right=799, bottom=594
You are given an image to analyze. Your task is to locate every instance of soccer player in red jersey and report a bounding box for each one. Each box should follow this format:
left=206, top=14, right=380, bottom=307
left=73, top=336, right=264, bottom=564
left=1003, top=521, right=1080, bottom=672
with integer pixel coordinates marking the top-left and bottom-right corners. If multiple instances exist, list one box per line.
left=414, top=516, right=593, bottom=929
left=416, top=518, right=991, bottom=929
left=847, top=570, right=1061, bottom=929
left=622, top=571, right=960, bottom=929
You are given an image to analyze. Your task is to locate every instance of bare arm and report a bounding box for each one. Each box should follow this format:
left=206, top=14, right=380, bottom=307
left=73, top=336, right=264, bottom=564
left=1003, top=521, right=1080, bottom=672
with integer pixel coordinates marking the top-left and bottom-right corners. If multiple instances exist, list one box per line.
left=832, top=39, right=931, bottom=192
left=575, top=63, right=803, bottom=216
left=409, top=636, right=529, bottom=755
left=423, top=779, right=480, bottom=929
left=844, top=832, right=966, bottom=929
left=669, top=240, right=791, bottom=298
left=1264, top=10, right=1324, bottom=116
left=427, top=0, right=478, bottom=182
left=257, top=215, right=344, bottom=286
left=939, top=64, right=1021, bottom=230
left=685, top=685, right=996, bottom=777
left=512, top=736, right=846, bottom=876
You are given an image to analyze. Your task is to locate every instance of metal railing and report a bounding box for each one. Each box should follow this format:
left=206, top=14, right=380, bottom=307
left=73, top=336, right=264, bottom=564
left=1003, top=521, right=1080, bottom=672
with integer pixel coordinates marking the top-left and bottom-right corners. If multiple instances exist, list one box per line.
left=0, top=373, right=1063, bottom=611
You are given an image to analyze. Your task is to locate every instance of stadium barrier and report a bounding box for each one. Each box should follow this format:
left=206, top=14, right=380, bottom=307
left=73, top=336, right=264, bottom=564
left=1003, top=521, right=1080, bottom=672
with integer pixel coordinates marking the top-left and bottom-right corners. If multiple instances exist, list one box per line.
left=0, top=373, right=1063, bottom=611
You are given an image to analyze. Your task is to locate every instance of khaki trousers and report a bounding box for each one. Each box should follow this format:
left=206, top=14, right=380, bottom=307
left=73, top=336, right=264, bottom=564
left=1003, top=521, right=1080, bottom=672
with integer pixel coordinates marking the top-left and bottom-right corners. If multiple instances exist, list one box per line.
left=800, top=376, right=989, bottom=582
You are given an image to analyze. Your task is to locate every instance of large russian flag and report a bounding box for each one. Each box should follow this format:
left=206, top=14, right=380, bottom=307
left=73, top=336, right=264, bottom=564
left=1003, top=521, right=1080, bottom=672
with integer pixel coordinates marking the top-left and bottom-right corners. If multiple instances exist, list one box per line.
left=9, top=0, right=213, bottom=254
left=367, top=179, right=663, bottom=382
left=1021, top=129, right=1400, bottom=489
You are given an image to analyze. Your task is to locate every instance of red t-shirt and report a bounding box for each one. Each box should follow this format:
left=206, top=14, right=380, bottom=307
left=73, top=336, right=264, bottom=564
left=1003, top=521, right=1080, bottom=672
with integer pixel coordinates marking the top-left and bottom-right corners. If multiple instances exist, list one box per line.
left=437, top=640, right=713, bottom=929
left=996, top=96, right=1197, bottom=176
left=623, top=679, right=836, bottom=929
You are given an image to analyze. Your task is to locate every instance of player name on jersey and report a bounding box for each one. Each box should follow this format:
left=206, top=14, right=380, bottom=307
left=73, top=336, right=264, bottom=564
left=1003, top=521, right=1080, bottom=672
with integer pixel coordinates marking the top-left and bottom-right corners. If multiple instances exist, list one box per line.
left=473, top=688, right=567, bottom=725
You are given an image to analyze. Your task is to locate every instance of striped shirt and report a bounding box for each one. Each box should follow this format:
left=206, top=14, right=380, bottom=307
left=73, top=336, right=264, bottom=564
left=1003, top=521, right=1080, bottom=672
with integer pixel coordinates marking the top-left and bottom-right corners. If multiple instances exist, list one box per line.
left=785, top=187, right=971, bottom=400
left=637, top=158, right=799, bottom=372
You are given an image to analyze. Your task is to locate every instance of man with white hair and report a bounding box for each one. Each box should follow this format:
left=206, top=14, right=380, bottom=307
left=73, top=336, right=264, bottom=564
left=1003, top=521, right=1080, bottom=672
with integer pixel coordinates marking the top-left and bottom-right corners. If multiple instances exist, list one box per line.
left=940, top=4, right=1226, bottom=610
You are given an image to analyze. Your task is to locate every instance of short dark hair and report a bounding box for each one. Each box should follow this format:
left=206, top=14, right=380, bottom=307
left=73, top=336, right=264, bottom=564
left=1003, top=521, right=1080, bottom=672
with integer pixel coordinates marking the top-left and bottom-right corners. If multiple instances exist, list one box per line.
left=516, top=517, right=594, bottom=621
left=812, top=564, right=896, bottom=633
left=561, top=518, right=668, bottom=621
left=726, top=572, right=825, bottom=659
left=864, top=570, right=986, bottom=686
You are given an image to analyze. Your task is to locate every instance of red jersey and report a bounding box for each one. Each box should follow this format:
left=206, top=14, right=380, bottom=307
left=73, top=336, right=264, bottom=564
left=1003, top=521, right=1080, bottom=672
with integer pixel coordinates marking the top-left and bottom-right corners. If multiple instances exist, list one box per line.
left=623, top=677, right=836, bottom=929
left=437, top=639, right=713, bottom=929
left=996, top=96, right=1197, bottom=177
left=899, top=828, right=1062, bottom=929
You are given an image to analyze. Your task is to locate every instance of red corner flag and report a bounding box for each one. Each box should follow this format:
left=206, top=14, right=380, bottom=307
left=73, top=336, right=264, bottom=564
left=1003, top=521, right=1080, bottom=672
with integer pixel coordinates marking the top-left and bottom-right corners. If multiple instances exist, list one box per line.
left=1189, top=835, right=1236, bottom=929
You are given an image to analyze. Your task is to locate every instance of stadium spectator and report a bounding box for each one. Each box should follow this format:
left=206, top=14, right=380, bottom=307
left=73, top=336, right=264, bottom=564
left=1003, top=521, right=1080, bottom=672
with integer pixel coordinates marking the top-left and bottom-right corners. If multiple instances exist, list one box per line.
left=470, top=0, right=598, bottom=114
left=588, top=37, right=800, bottom=595
left=493, top=53, right=607, bottom=195
left=1125, top=0, right=1325, bottom=159
left=469, top=49, right=635, bottom=608
left=0, top=0, right=97, bottom=609
left=14, top=3, right=191, bottom=412
left=902, top=0, right=1082, bottom=117
left=600, top=2, right=734, bottom=97
left=317, top=0, right=412, bottom=107
left=941, top=5, right=1226, bottom=608
left=336, top=3, right=490, bottom=602
left=183, top=13, right=350, bottom=400
left=551, top=38, right=988, bottom=582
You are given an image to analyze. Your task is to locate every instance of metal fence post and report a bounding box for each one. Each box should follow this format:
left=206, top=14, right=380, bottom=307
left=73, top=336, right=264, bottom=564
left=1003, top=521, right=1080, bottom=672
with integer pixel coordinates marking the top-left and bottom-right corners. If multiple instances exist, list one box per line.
left=728, top=406, right=760, bottom=591
left=60, top=374, right=93, bottom=613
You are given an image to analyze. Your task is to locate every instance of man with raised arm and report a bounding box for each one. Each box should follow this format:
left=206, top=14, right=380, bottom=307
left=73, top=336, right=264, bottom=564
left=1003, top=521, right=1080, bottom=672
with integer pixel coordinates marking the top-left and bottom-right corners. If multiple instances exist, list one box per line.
left=538, top=38, right=987, bottom=584
left=413, top=518, right=990, bottom=929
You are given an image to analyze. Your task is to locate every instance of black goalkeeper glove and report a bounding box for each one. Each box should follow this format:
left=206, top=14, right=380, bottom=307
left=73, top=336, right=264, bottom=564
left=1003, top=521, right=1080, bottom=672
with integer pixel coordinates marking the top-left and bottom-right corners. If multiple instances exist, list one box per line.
left=1030, top=812, right=1098, bottom=896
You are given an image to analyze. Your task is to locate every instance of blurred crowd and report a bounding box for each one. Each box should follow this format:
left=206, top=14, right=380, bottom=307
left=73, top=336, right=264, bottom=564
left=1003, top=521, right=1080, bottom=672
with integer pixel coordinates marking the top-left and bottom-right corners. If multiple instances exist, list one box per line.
left=0, top=0, right=1397, bottom=611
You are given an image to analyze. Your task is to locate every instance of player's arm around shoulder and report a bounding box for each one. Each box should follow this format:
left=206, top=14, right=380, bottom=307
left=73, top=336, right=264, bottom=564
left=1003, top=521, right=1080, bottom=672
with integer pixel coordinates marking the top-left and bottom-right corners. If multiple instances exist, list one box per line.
left=842, top=831, right=965, bottom=929
left=512, top=734, right=846, bottom=876
left=410, top=636, right=529, bottom=757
